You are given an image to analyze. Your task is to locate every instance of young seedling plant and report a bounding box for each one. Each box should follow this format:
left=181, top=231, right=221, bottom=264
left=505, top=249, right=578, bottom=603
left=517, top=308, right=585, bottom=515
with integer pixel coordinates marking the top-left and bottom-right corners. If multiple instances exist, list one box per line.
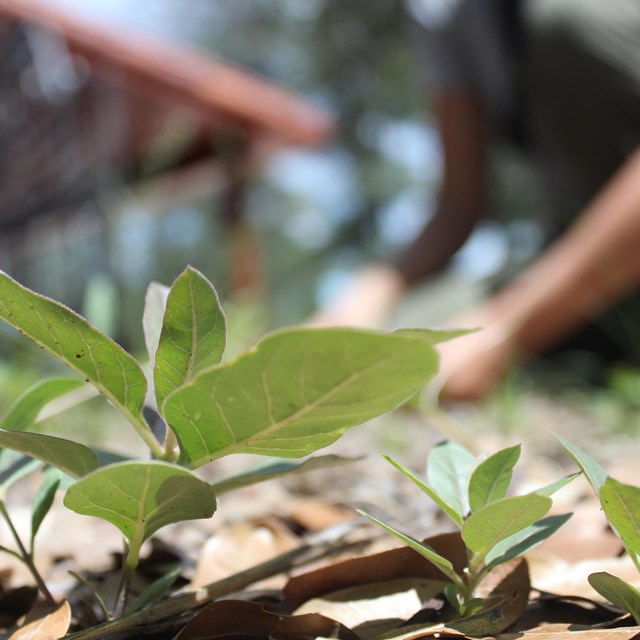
left=0, top=267, right=455, bottom=618
left=359, top=440, right=577, bottom=617
left=558, top=434, right=640, bottom=624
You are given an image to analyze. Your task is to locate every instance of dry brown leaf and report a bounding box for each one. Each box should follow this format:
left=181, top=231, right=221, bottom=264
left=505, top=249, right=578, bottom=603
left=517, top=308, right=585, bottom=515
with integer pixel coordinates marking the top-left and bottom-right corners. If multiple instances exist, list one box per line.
left=293, top=577, right=447, bottom=640
left=173, top=599, right=360, bottom=640
left=285, top=532, right=467, bottom=608
left=287, top=498, right=357, bottom=531
left=191, top=518, right=299, bottom=589
left=498, top=627, right=640, bottom=639
left=9, top=600, right=71, bottom=640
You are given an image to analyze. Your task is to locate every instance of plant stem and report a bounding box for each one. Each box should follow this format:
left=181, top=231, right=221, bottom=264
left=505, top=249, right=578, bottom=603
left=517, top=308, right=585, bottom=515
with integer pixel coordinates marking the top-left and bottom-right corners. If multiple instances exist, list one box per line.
left=0, top=502, right=54, bottom=602
left=64, top=524, right=364, bottom=640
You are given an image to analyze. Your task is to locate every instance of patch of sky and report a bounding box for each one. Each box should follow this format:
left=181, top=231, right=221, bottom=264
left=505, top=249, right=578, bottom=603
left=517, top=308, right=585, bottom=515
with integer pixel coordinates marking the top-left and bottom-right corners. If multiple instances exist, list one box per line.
left=160, top=207, right=205, bottom=249
left=452, top=221, right=509, bottom=279
left=376, top=190, right=433, bottom=247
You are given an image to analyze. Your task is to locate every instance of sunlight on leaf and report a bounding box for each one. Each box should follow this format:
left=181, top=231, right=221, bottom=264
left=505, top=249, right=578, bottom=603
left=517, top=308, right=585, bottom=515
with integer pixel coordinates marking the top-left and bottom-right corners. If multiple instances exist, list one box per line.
left=64, top=461, right=216, bottom=544
left=462, top=494, right=551, bottom=566
left=427, top=441, right=476, bottom=520
left=143, top=281, right=169, bottom=368
left=163, top=329, right=440, bottom=468
left=556, top=433, right=607, bottom=494
left=0, top=271, right=156, bottom=453
left=600, top=477, right=640, bottom=570
left=154, top=267, right=226, bottom=411
left=468, top=445, right=520, bottom=512
left=589, top=572, right=640, bottom=624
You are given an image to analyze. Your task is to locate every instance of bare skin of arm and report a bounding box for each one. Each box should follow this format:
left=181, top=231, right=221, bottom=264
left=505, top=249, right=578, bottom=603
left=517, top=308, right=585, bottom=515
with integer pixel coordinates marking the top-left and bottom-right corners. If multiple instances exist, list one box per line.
left=439, top=146, right=640, bottom=400
left=309, top=91, right=489, bottom=327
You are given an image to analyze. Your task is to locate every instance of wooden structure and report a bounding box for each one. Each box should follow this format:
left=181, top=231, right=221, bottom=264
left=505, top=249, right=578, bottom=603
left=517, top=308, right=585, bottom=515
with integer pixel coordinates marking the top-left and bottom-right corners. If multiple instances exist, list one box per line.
left=0, top=0, right=334, bottom=291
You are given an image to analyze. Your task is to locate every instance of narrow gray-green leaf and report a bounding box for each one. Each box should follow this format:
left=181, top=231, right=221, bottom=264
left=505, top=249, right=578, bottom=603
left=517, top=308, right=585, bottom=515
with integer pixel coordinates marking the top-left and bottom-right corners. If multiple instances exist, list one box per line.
left=0, top=430, right=97, bottom=478
left=154, top=267, right=226, bottom=411
left=64, top=461, right=216, bottom=544
left=469, top=445, right=520, bottom=512
left=382, top=453, right=463, bottom=527
left=484, top=513, right=572, bottom=569
left=212, top=455, right=356, bottom=495
left=126, top=568, right=181, bottom=614
left=427, top=441, right=476, bottom=519
left=164, top=329, right=439, bottom=468
left=600, top=477, right=640, bottom=569
left=357, top=510, right=462, bottom=587
left=588, top=572, right=640, bottom=624
left=0, top=272, right=155, bottom=452
left=3, top=378, right=86, bottom=432
left=31, top=468, right=62, bottom=544
left=555, top=433, right=607, bottom=493
left=532, top=472, right=581, bottom=497
left=462, top=494, right=552, bottom=566
left=143, top=281, right=169, bottom=367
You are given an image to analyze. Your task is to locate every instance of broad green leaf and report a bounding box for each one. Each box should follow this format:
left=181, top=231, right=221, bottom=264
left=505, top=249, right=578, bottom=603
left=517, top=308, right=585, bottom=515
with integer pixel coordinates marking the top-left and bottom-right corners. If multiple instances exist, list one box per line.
left=0, top=430, right=97, bottom=478
left=154, top=267, right=226, bottom=411
left=31, top=468, right=62, bottom=544
left=3, top=378, right=86, bottom=432
left=64, top=461, right=216, bottom=544
left=382, top=454, right=463, bottom=527
left=588, top=572, right=640, bottom=624
left=0, top=272, right=154, bottom=452
left=468, top=445, right=520, bottom=512
left=533, top=472, right=581, bottom=497
left=555, top=434, right=607, bottom=493
left=212, top=455, right=356, bottom=495
left=163, top=329, right=439, bottom=468
left=357, top=510, right=462, bottom=587
left=392, top=328, right=475, bottom=345
left=143, top=281, right=169, bottom=367
left=462, top=494, right=552, bottom=566
left=600, top=477, right=640, bottom=568
left=484, top=513, right=572, bottom=569
left=427, top=441, right=476, bottom=519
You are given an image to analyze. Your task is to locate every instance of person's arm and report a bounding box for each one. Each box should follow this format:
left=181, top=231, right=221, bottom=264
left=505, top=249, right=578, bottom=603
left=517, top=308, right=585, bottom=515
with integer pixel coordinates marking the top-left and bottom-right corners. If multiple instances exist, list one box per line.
left=310, top=90, right=489, bottom=327
left=438, top=146, right=640, bottom=399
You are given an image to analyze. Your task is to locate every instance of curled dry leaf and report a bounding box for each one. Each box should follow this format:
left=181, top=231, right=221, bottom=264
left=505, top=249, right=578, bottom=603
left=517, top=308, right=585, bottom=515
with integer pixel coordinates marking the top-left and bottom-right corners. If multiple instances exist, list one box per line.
left=9, top=600, right=71, bottom=640
left=284, top=532, right=467, bottom=608
left=173, top=599, right=359, bottom=640
left=293, top=577, right=447, bottom=640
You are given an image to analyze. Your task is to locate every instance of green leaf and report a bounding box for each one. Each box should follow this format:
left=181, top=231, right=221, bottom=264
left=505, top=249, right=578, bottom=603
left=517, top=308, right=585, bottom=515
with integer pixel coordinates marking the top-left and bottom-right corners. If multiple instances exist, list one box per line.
left=555, top=434, right=607, bottom=493
left=600, top=477, right=640, bottom=569
left=392, top=328, right=476, bottom=345
left=588, top=572, right=640, bottom=624
left=533, top=472, right=581, bottom=497
left=3, top=378, right=86, bottom=432
left=382, top=453, right=463, bottom=527
left=154, top=267, right=226, bottom=412
left=484, top=513, right=572, bottom=569
left=468, top=445, right=520, bottom=512
left=31, top=468, right=62, bottom=544
left=212, top=455, right=356, bottom=495
left=0, top=430, right=98, bottom=478
left=462, top=494, right=552, bottom=567
left=427, top=441, right=476, bottom=520
left=64, top=461, right=216, bottom=544
left=143, top=281, right=169, bottom=368
left=163, top=329, right=439, bottom=468
left=357, top=509, right=462, bottom=587
left=0, top=272, right=157, bottom=454
left=0, top=455, right=41, bottom=494
left=126, top=567, right=181, bottom=614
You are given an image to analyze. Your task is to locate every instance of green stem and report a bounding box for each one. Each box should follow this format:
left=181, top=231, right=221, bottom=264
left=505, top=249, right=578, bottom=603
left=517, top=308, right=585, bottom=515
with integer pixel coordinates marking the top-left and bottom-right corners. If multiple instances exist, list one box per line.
left=0, top=502, right=54, bottom=602
left=129, top=415, right=167, bottom=460
left=162, top=429, right=179, bottom=462
left=113, top=539, right=142, bottom=619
